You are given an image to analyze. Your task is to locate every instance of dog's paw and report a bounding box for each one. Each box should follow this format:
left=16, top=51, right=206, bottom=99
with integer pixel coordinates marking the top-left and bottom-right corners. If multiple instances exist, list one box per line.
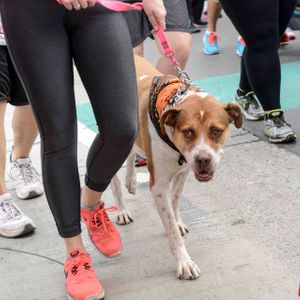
left=116, top=209, right=134, bottom=225
left=125, top=177, right=136, bottom=195
left=178, top=221, right=189, bottom=236
left=177, top=259, right=201, bottom=280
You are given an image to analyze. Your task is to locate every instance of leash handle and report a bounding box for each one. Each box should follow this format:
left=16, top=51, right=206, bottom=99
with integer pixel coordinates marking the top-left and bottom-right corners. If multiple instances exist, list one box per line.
left=57, top=0, right=143, bottom=11
left=153, top=27, right=191, bottom=84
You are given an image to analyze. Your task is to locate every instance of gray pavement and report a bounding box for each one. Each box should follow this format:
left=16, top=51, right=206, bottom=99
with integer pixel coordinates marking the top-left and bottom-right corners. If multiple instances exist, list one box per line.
left=1, top=14, right=300, bottom=300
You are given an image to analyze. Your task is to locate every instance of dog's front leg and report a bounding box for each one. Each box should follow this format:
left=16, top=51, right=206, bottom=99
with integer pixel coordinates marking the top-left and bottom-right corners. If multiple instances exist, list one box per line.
left=125, top=149, right=137, bottom=195
left=111, top=174, right=133, bottom=225
left=171, top=170, right=190, bottom=236
left=151, top=184, right=201, bottom=280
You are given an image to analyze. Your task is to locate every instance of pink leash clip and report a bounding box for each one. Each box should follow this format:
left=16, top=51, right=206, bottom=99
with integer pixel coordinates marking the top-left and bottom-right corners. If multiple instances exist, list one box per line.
left=154, top=27, right=191, bottom=83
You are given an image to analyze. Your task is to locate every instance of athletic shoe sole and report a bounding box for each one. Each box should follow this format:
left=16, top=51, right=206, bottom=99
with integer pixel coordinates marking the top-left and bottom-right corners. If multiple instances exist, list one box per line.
left=234, top=99, right=264, bottom=121
left=203, top=49, right=220, bottom=55
left=16, top=188, right=44, bottom=200
left=267, top=133, right=297, bottom=143
left=67, top=289, right=105, bottom=300
left=236, top=50, right=243, bottom=57
left=0, top=223, right=35, bottom=238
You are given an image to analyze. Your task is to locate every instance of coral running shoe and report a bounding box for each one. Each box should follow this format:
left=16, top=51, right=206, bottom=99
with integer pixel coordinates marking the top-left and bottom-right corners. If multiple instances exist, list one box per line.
left=64, top=249, right=104, bottom=300
left=81, top=203, right=122, bottom=257
left=203, top=31, right=220, bottom=55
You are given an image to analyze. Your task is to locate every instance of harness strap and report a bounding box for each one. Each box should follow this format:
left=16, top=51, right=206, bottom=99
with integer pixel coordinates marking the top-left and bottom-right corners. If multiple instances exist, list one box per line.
left=149, top=76, right=187, bottom=166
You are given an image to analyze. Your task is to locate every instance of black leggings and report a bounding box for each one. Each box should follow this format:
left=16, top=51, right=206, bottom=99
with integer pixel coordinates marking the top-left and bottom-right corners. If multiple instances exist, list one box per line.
left=219, top=0, right=296, bottom=111
left=0, top=0, right=138, bottom=238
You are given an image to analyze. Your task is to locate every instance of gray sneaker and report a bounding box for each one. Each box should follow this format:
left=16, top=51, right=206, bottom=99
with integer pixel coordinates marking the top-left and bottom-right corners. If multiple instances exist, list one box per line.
left=235, top=90, right=264, bottom=120
left=8, top=156, right=44, bottom=200
left=0, top=193, right=35, bottom=238
left=264, top=110, right=297, bottom=143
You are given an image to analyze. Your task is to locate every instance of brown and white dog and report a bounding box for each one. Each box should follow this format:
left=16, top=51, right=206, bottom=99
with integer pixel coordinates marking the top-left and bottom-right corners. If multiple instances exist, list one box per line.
left=111, top=55, right=242, bottom=280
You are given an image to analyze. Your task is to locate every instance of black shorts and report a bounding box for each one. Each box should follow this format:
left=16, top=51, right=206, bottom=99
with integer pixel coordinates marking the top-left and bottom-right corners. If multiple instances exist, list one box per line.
left=124, top=0, right=191, bottom=47
left=0, top=46, right=29, bottom=106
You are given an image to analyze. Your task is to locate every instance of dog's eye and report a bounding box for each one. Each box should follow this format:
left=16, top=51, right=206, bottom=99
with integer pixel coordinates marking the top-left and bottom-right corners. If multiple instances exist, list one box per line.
left=182, top=129, right=195, bottom=139
left=210, top=127, right=223, bottom=139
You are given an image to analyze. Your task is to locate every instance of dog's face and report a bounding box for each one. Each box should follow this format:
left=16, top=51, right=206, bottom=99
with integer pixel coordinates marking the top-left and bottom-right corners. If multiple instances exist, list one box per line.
left=161, top=93, right=242, bottom=182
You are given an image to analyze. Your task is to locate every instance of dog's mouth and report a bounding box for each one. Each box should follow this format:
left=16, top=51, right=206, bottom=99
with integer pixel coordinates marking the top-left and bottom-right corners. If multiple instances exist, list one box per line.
left=194, top=171, right=214, bottom=182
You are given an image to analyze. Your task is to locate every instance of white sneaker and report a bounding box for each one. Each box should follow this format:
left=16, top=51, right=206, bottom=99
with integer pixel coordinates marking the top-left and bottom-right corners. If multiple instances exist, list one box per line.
left=0, top=193, right=35, bottom=238
left=8, top=157, right=44, bottom=200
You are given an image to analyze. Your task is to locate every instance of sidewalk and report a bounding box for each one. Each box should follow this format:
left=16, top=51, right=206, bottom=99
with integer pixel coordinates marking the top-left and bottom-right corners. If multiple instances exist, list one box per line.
left=1, top=16, right=300, bottom=300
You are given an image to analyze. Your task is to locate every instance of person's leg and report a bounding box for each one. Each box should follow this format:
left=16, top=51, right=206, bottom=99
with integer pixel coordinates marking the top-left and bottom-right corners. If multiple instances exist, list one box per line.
left=155, top=0, right=192, bottom=74
left=0, top=101, right=7, bottom=195
left=155, top=31, right=192, bottom=74
left=1, top=2, right=105, bottom=298
left=192, top=0, right=206, bottom=24
left=203, top=0, right=222, bottom=55
left=11, top=105, right=38, bottom=160
left=0, top=49, right=36, bottom=238
left=279, top=0, right=297, bottom=36
left=1, top=0, right=84, bottom=247
left=207, top=0, right=222, bottom=33
left=219, top=0, right=283, bottom=111
left=133, top=43, right=144, bottom=57
left=238, top=0, right=296, bottom=98
left=69, top=9, right=137, bottom=257
left=220, top=0, right=296, bottom=142
left=70, top=10, right=137, bottom=208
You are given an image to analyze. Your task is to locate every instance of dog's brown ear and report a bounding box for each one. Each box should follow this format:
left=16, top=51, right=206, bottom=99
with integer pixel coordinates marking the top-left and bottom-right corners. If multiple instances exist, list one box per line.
left=224, top=103, right=243, bottom=128
left=160, top=109, right=181, bottom=136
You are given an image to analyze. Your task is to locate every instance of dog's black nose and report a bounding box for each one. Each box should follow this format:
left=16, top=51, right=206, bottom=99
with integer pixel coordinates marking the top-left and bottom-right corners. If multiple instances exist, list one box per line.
left=196, top=153, right=212, bottom=170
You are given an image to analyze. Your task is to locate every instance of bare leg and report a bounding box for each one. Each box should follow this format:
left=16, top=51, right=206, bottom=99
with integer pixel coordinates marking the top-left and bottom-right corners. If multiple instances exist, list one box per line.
left=207, top=0, right=222, bottom=33
left=81, top=185, right=103, bottom=209
left=0, top=101, right=7, bottom=195
left=155, top=31, right=192, bottom=75
left=11, top=105, right=38, bottom=160
left=64, top=235, right=86, bottom=255
left=133, top=43, right=144, bottom=57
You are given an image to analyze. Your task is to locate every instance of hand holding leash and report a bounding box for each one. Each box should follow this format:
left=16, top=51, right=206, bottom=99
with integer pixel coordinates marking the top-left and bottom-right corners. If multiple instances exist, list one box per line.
left=58, top=0, right=96, bottom=10
left=143, top=0, right=167, bottom=30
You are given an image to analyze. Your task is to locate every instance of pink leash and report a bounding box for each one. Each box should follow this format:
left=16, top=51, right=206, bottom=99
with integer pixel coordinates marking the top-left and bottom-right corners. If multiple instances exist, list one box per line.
left=94, top=0, right=143, bottom=11
left=153, top=27, right=190, bottom=83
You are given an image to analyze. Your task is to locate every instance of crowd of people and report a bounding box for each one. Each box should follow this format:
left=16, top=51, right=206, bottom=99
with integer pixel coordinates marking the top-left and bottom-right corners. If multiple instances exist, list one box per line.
left=0, top=0, right=298, bottom=299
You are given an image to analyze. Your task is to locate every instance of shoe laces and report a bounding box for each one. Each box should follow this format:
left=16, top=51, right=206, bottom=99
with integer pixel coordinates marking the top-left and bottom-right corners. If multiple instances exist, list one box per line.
left=68, top=252, right=93, bottom=280
left=90, top=205, right=117, bottom=235
left=268, top=113, right=289, bottom=128
left=245, top=92, right=260, bottom=109
left=0, top=199, right=22, bottom=220
left=208, top=33, right=219, bottom=44
left=16, top=162, right=40, bottom=185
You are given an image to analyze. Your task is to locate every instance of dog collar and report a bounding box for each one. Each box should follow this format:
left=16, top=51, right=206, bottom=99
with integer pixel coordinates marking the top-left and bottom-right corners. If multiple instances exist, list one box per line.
left=149, top=75, right=201, bottom=166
